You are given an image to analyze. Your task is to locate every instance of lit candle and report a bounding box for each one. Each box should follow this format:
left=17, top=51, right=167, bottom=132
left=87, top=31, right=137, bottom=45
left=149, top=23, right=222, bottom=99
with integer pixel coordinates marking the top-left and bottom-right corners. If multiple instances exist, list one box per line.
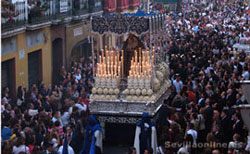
left=104, top=66, right=107, bottom=75
left=115, top=56, right=117, bottom=66
left=121, top=55, right=124, bottom=77
left=107, top=56, right=110, bottom=67
left=102, top=49, right=104, bottom=58
left=117, top=49, right=120, bottom=63
left=99, top=55, right=102, bottom=63
left=107, top=65, right=110, bottom=75
left=135, top=50, right=137, bottom=63
left=103, top=57, right=106, bottom=65
left=118, top=66, right=121, bottom=76
left=139, top=56, right=142, bottom=69
left=130, top=69, right=133, bottom=77
left=109, top=50, right=111, bottom=62
left=97, top=64, right=99, bottom=75
left=105, top=48, right=108, bottom=62
left=139, top=65, right=141, bottom=74
left=112, top=50, right=114, bottom=63
left=153, top=46, right=155, bottom=58
left=99, top=64, right=102, bottom=76
left=139, top=48, right=141, bottom=59
left=111, top=62, right=113, bottom=75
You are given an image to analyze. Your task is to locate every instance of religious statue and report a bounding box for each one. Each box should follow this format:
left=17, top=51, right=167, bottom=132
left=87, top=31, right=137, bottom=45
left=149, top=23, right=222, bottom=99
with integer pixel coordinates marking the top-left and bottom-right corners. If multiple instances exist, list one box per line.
left=122, top=34, right=145, bottom=77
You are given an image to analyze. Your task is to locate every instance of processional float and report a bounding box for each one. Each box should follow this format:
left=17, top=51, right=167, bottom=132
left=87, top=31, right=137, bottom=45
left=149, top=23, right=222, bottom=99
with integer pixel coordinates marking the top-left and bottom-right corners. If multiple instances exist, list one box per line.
left=89, top=11, right=171, bottom=123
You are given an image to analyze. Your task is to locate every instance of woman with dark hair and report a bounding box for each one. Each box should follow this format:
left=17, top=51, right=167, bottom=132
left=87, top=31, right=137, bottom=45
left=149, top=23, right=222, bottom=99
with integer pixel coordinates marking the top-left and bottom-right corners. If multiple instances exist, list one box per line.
left=17, top=86, right=25, bottom=107
left=177, top=134, right=194, bottom=154
left=2, top=140, right=13, bottom=154
left=13, top=137, right=30, bottom=154
left=2, top=87, right=10, bottom=105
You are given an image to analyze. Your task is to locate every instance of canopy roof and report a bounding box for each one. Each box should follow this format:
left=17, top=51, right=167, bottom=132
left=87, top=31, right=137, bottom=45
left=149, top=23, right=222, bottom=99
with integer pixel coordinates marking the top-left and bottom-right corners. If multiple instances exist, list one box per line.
left=91, top=11, right=164, bottom=36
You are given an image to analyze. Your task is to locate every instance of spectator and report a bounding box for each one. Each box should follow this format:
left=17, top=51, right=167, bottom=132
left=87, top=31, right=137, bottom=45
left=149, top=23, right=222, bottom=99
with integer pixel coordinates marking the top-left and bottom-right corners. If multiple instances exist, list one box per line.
left=13, top=137, right=30, bottom=154
left=186, top=123, right=197, bottom=144
left=172, top=74, right=183, bottom=93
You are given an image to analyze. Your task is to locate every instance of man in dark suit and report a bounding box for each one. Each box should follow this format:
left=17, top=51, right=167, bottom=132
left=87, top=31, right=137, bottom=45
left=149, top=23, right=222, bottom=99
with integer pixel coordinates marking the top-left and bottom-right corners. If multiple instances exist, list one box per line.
left=220, top=109, right=233, bottom=144
left=212, top=125, right=222, bottom=143
left=232, top=112, right=244, bottom=141
left=235, top=93, right=243, bottom=105
left=40, top=140, right=58, bottom=154
left=225, top=89, right=236, bottom=107
left=66, top=124, right=83, bottom=153
left=3, top=104, right=12, bottom=121
left=204, top=98, right=213, bottom=135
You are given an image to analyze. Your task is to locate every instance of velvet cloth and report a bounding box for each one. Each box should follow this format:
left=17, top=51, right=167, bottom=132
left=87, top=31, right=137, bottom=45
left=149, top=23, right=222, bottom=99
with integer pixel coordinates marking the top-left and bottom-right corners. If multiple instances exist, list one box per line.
left=104, top=0, right=116, bottom=13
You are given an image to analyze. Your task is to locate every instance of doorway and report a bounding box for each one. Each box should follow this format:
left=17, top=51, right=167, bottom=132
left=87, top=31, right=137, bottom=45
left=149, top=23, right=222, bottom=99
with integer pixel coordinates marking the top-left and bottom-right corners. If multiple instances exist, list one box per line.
left=1, top=59, right=15, bottom=99
left=28, top=50, right=42, bottom=88
left=52, top=38, right=63, bottom=85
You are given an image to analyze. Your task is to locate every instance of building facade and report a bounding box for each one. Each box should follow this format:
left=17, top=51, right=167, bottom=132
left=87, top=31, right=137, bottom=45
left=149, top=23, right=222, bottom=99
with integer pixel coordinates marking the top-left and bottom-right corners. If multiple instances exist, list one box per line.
left=1, top=0, right=103, bottom=98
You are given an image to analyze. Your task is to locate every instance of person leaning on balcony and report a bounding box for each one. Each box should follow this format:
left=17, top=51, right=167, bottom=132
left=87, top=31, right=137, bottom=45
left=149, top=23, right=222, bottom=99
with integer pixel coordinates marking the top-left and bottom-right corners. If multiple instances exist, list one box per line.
left=27, top=0, right=35, bottom=11
left=1, top=0, right=19, bottom=23
left=30, top=1, right=43, bottom=17
left=29, top=1, right=48, bottom=22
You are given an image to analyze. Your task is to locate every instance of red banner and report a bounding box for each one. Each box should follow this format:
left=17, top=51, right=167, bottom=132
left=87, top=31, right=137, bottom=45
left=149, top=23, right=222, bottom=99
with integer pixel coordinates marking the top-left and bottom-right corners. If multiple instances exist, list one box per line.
left=104, top=0, right=116, bottom=13
left=117, top=0, right=129, bottom=11
left=129, top=0, right=140, bottom=7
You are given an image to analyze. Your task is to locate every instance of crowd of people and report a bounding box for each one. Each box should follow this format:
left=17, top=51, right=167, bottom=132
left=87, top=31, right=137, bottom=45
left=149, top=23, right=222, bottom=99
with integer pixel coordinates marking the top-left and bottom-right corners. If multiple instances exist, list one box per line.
left=2, top=0, right=250, bottom=154
left=154, top=0, right=250, bottom=154
left=1, top=57, right=94, bottom=154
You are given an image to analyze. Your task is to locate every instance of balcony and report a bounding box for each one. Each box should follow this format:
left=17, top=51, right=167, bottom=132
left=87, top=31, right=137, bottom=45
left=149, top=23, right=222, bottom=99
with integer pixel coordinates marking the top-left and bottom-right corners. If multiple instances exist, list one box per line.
left=90, top=0, right=103, bottom=16
left=26, top=1, right=52, bottom=30
left=1, top=0, right=103, bottom=37
left=1, top=1, right=26, bottom=38
left=51, top=0, right=73, bottom=24
left=72, top=0, right=103, bottom=20
left=72, top=1, right=89, bottom=20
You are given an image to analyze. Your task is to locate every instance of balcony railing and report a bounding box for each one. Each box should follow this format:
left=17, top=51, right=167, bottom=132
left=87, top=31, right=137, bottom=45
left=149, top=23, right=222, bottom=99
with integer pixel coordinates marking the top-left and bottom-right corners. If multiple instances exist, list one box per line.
left=28, top=1, right=52, bottom=24
left=72, top=0, right=103, bottom=16
left=72, top=1, right=89, bottom=16
left=1, top=1, right=26, bottom=32
left=90, top=0, right=103, bottom=13
left=51, top=0, right=72, bottom=21
left=1, top=0, right=103, bottom=34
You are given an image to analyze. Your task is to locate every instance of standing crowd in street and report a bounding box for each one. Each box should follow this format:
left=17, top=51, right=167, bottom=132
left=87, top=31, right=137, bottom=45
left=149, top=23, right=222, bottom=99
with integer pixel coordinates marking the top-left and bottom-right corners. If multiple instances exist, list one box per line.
left=153, top=0, right=250, bottom=154
left=2, top=57, right=95, bottom=154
